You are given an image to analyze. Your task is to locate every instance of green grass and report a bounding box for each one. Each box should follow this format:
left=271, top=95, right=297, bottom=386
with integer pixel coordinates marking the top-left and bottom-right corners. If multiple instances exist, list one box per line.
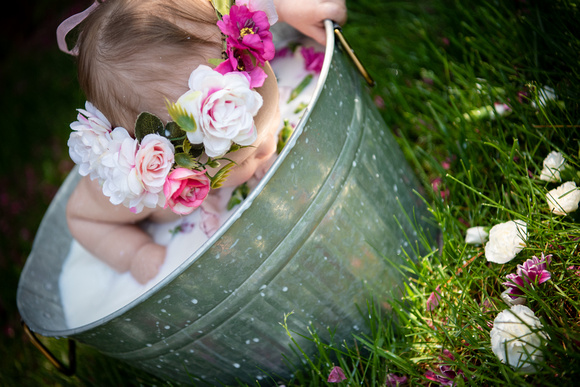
left=1, top=0, right=580, bottom=385
left=281, top=0, right=580, bottom=385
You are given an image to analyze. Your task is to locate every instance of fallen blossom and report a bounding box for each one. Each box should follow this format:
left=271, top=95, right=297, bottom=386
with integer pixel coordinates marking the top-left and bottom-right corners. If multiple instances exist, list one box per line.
left=567, top=266, right=580, bottom=277
left=503, top=253, right=551, bottom=299
left=424, top=350, right=466, bottom=386
left=465, top=226, right=488, bottom=245
left=426, top=285, right=442, bottom=311
left=374, top=94, right=385, bottom=109
left=531, top=86, right=557, bottom=109
left=539, top=151, right=565, bottom=182
left=431, top=177, right=450, bottom=199
left=328, top=366, right=347, bottom=383
left=386, top=373, right=408, bottom=386
left=493, top=102, right=511, bottom=116
left=485, top=220, right=527, bottom=264
left=300, top=46, right=325, bottom=74
left=547, top=181, right=580, bottom=215
left=490, top=305, right=549, bottom=373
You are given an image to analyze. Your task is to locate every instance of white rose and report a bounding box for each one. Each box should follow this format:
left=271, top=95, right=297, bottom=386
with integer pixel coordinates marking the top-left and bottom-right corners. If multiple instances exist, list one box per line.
left=490, top=305, right=548, bottom=373
left=485, top=220, right=527, bottom=264
left=465, top=226, right=488, bottom=245
left=539, top=151, right=565, bottom=182
left=100, top=128, right=140, bottom=206
left=67, top=102, right=113, bottom=178
left=546, top=181, right=580, bottom=215
left=532, top=86, right=557, bottom=109
left=135, top=134, right=175, bottom=194
left=178, top=65, right=262, bottom=158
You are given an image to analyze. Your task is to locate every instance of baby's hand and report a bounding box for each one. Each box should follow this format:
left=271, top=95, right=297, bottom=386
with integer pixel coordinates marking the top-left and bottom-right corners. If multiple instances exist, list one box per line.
left=130, top=243, right=166, bottom=284
left=274, top=0, right=347, bottom=45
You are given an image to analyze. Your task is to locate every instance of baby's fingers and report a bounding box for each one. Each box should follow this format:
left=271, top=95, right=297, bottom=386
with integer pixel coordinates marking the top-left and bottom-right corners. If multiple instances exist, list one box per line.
left=318, top=0, right=347, bottom=26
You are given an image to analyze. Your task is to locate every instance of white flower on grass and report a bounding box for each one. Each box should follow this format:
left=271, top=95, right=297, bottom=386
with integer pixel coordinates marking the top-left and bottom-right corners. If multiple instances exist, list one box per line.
left=490, top=305, right=549, bottom=373
left=465, top=226, right=488, bottom=245
left=531, top=86, right=557, bottom=109
left=546, top=181, right=580, bottom=215
left=539, top=151, right=565, bottom=182
left=485, top=220, right=527, bottom=264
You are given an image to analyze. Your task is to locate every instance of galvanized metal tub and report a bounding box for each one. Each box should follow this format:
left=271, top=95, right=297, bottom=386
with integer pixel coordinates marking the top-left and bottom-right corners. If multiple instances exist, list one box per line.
left=17, top=21, right=434, bottom=385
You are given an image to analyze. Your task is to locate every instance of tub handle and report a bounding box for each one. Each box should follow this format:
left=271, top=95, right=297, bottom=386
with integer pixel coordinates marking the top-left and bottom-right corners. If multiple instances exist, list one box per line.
left=333, top=23, right=376, bottom=87
left=22, top=321, right=77, bottom=376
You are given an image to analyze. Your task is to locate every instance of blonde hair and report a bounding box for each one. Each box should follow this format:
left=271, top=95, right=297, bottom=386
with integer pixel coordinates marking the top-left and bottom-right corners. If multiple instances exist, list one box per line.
left=76, top=0, right=222, bottom=131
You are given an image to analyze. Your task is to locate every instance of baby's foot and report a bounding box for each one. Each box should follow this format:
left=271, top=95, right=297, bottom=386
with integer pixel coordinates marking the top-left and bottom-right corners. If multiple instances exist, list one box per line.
left=130, top=244, right=166, bottom=284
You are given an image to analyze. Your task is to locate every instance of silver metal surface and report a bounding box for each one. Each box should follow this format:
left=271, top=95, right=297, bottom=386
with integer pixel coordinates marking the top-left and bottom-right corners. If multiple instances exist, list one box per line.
left=17, top=20, right=435, bottom=385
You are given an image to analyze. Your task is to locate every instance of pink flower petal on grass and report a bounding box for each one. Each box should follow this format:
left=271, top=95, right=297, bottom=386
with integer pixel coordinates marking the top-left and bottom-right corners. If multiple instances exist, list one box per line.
left=328, top=366, right=347, bottom=382
left=426, top=285, right=442, bottom=311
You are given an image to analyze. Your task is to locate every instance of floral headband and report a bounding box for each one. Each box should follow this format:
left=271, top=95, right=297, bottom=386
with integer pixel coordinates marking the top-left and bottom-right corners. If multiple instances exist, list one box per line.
left=62, top=0, right=277, bottom=215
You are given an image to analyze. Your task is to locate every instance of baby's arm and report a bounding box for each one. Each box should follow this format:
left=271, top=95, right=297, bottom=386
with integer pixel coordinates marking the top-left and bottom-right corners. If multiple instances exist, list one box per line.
left=274, top=0, right=347, bottom=45
left=66, top=176, right=167, bottom=284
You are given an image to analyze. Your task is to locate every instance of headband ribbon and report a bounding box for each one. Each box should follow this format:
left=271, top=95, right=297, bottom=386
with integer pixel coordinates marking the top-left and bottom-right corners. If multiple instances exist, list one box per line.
left=56, top=1, right=101, bottom=55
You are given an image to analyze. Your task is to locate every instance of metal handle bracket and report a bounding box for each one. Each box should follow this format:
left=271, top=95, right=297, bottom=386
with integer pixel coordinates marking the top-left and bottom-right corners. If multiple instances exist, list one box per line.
left=333, top=24, right=376, bottom=87
left=22, top=321, right=77, bottom=376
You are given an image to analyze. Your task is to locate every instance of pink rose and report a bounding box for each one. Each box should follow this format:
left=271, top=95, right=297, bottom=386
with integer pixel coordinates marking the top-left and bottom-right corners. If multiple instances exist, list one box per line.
left=163, top=168, right=210, bottom=215
left=135, top=134, right=175, bottom=194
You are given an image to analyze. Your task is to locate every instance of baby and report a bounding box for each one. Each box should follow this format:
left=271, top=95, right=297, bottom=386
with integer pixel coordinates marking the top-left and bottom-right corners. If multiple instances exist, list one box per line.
left=63, top=0, right=346, bottom=284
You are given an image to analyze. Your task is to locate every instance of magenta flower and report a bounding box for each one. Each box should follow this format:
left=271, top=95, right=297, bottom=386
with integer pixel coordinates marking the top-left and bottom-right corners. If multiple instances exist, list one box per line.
left=567, top=265, right=580, bottom=277
left=217, top=5, right=275, bottom=65
left=424, top=350, right=466, bottom=386
left=386, top=373, right=408, bottom=386
left=301, top=46, right=325, bottom=74
left=374, top=94, right=385, bottom=109
left=431, top=177, right=449, bottom=199
left=215, top=47, right=267, bottom=88
left=327, top=366, right=347, bottom=383
left=503, top=253, right=552, bottom=298
left=426, top=285, right=442, bottom=312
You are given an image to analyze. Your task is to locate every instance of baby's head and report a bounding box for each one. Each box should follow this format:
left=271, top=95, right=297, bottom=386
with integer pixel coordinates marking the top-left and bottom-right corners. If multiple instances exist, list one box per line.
left=76, top=0, right=221, bottom=130
left=75, top=0, right=280, bottom=187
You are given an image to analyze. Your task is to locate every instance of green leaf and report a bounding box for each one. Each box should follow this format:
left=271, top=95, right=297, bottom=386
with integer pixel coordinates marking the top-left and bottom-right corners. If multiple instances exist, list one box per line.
left=287, top=74, right=313, bottom=103
left=189, top=143, right=204, bottom=158
left=208, top=58, right=226, bottom=67
left=206, top=159, right=221, bottom=169
left=211, top=0, right=234, bottom=16
left=277, top=119, right=294, bottom=153
left=134, top=112, right=164, bottom=142
left=227, top=182, right=250, bottom=210
left=165, top=121, right=185, bottom=140
left=293, top=102, right=308, bottom=114
left=182, top=137, right=191, bottom=154
left=166, top=100, right=198, bottom=133
left=210, top=162, right=235, bottom=189
left=174, top=152, right=200, bottom=169
left=228, top=143, right=242, bottom=153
